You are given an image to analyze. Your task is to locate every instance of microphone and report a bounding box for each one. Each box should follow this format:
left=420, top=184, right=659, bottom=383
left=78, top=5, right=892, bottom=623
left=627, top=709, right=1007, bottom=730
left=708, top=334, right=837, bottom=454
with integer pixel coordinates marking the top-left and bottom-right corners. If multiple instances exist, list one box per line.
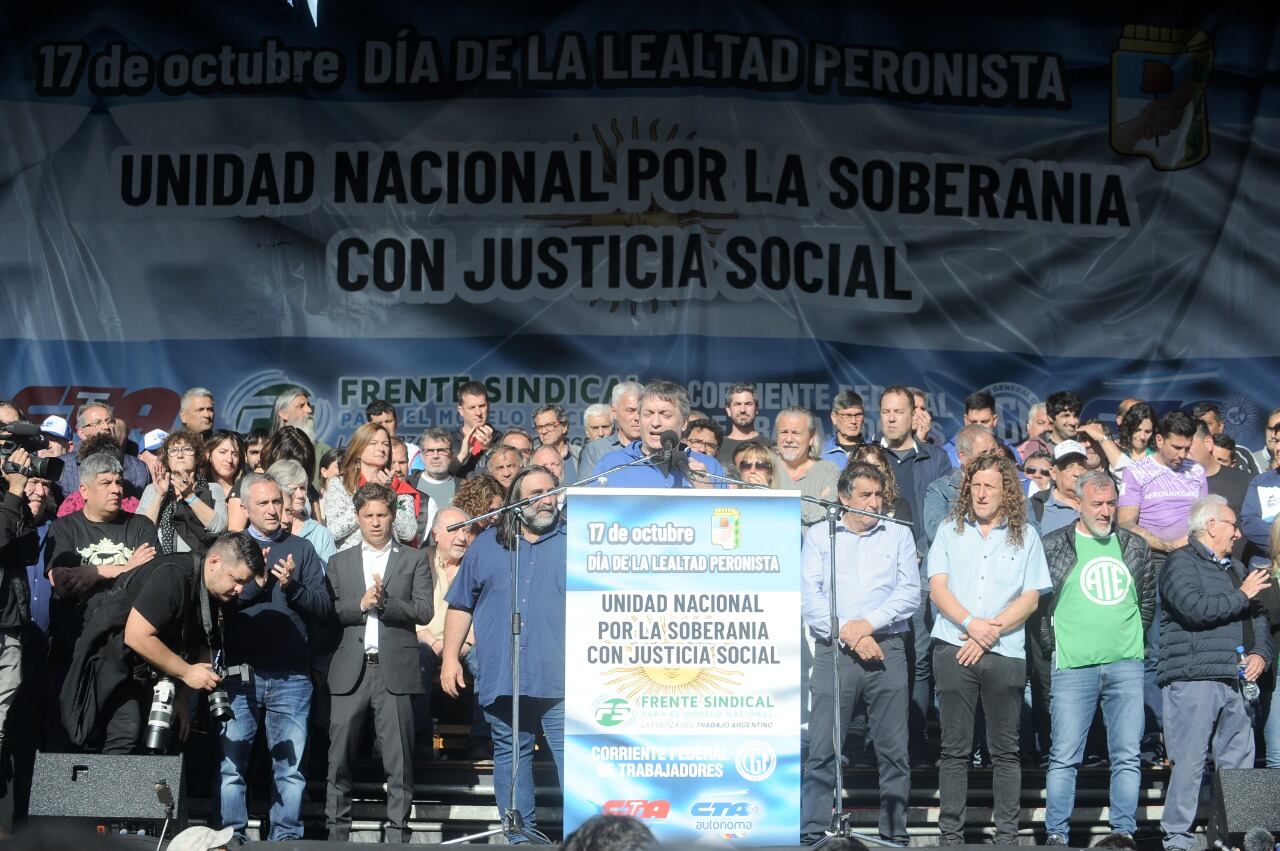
left=659, top=430, right=682, bottom=479
left=154, top=779, right=174, bottom=816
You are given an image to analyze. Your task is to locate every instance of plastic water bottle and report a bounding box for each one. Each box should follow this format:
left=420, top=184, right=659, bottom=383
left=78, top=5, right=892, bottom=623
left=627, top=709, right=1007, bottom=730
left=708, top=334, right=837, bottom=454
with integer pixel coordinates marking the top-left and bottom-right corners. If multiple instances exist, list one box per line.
left=1237, top=645, right=1261, bottom=702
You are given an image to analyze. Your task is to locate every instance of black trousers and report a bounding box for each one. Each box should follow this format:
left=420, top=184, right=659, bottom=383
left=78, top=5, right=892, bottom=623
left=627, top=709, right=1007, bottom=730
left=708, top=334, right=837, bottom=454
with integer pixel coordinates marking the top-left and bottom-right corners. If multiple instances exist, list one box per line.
left=99, top=679, right=149, bottom=755
left=326, top=657, right=415, bottom=843
left=933, top=643, right=1025, bottom=845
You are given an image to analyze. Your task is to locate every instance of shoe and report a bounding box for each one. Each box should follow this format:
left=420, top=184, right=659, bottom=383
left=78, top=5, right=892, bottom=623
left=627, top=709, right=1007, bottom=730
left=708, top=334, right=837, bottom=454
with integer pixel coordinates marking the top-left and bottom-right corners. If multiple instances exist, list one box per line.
left=1045, top=833, right=1068, bottom=846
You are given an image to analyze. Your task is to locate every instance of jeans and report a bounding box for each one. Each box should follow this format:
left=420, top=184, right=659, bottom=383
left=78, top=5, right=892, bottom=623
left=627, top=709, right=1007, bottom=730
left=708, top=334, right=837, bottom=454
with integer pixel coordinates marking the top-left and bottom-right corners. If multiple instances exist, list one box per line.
left=483, top=696, right=564, bottom=840
left=934, top=643, right=1025, bottom=844
left=1044, top=658, right=1144, bottom=837
left=218, top=670, right=313, bottom=841
left=801, top=636, right=910, bottom=843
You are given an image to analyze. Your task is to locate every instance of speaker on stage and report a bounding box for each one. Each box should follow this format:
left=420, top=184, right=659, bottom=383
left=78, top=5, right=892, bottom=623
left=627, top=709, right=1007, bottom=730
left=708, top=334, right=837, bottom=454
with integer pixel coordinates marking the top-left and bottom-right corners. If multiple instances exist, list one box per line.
left=1210, top=768, right=1280, bottom=848
left=27, top=752, right=187, bottom=838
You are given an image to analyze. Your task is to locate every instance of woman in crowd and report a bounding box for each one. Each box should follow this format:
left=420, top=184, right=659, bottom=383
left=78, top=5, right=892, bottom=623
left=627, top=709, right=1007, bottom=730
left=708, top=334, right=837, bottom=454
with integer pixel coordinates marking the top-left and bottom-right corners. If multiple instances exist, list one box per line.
left=322, top=422, right=417, bottom=551
left=451, top=474, right=505, bottom=532
left=206, top=429, right=247, bottom=531
left=732, top=441, right=775, bottom=487
left=1021, top=450, right=1053, bottom=495
left=267, top=458, right=336, bottom=565
left=261, top=425, right=322, bottom=520
left=849, top=443, right=912, bottom=523
left=318, top=448, right=343, bottom=489
left=138, top=429, right=227, bottom=556
left=1096, top=402, right=1157, bottom=473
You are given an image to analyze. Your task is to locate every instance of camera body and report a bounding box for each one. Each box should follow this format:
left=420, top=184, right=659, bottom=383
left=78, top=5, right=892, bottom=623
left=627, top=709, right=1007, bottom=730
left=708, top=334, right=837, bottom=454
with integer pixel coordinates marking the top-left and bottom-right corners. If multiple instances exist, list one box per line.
left=0, top=422, right=63, bottom=482
left=207, top=662, right=254, bottom=723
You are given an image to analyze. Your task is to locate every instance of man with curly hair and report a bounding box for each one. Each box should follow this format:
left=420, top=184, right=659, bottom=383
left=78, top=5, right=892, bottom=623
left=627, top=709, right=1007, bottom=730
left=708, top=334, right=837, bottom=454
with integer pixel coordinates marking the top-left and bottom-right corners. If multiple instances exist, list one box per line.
left=926, top=454, right=1051, bottom=846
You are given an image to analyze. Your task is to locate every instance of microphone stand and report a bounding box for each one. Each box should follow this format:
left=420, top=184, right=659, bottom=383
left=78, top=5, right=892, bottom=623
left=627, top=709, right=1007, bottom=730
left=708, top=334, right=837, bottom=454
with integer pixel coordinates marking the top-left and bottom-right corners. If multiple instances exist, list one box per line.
left=686, top=465, right=905, bottom=847
left=441, top=452, right=673, bottom=845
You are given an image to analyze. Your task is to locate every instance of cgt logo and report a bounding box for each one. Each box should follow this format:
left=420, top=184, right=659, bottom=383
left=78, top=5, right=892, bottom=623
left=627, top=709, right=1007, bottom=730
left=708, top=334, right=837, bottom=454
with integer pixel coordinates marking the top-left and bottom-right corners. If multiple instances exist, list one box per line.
left=13, top=385, right=181, bottom=434
left=691, top=801, right=758, bottom=818
left=603, top=800, right=670, bottom=820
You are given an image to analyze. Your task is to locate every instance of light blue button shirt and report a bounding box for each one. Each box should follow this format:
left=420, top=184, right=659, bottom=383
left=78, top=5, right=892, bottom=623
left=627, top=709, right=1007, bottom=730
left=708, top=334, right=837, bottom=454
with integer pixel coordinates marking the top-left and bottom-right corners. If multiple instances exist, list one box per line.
left=801, top=519, right=920, bottom=640
left=927, top=518, right=1051, bottom=659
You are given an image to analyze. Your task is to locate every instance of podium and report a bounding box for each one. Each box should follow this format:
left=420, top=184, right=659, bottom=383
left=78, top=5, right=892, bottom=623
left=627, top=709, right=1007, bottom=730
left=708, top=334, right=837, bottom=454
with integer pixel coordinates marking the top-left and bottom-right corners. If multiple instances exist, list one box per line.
left=562, top=487, right=802, bottom=845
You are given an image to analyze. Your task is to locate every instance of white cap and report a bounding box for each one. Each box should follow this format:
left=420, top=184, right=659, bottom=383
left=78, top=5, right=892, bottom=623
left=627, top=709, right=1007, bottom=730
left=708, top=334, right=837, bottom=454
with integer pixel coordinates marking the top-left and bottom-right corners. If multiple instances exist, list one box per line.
left=1053, top=439, right=1088, bottom=465
left=166, top=825, right=235, bottom=851
left=142, top=428, right=169, bottom=452
left=39, top=415, right=71, bottom=441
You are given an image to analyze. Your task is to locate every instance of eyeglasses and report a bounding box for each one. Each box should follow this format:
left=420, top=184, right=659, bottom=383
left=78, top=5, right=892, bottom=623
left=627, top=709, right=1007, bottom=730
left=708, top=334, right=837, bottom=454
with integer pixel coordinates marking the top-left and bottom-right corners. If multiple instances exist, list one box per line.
left=833, top=411, right=864, bottom=422
left=422, top=447, right=451, bottom=454
left=82, top=417, right=113, bottom=431
left=533, top=421, right=562, bottom=432
left=167, top=447, right=196, bottom=457
left=739, top=460, right=772, bottom=471
left=687, top=438, right=719, bottom=452
left=1024, top=466, right=1051, bottom=476
left=1212, top=517, right=1241, bottom=531
left=1268, top=423, right=1280, bottom=433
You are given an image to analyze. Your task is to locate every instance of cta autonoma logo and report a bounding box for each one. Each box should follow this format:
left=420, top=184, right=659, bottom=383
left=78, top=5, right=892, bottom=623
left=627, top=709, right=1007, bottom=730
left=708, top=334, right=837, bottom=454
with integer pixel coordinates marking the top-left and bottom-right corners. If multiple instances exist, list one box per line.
left=691, top=798, right=762, bottom=838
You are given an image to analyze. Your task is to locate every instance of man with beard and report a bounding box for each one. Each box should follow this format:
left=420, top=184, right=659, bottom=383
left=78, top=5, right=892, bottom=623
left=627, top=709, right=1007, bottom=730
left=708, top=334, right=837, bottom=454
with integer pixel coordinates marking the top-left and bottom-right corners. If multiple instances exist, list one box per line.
left=272, top=385, right=332, bottom=487
left=718, top=382, right=773, bottom=467
left=592, top=380, right=724, bottom=489
left=772, top=407, right=841, bottom=526
left=577, top=382, right=643, bottom=478
left=442, top=466, right=566, bottom=839
left=1040, top=471, right=1153, bottom=846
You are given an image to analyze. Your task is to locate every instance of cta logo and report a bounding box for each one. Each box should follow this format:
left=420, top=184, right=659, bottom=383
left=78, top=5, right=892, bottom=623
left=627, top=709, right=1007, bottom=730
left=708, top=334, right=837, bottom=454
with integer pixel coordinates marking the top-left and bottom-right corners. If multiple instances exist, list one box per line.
left=691, top=801, right=759, bottom=818
left=592, top=696, right=633, bottom=728
left=603, top=800, right=670, bottom=820
left=734, top=740, right=776, bottom=782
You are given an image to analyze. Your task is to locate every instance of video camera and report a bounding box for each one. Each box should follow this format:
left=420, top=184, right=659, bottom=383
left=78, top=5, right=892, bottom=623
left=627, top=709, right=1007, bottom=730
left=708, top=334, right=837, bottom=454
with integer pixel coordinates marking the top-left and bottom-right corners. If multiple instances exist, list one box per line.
left=0, top=422, right=63, bottom=482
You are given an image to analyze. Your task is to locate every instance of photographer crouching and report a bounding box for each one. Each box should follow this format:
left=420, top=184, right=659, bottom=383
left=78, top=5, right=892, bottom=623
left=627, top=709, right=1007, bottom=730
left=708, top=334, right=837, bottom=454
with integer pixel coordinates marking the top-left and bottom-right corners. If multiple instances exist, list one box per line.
left=61, top=533, right=265, bottom=754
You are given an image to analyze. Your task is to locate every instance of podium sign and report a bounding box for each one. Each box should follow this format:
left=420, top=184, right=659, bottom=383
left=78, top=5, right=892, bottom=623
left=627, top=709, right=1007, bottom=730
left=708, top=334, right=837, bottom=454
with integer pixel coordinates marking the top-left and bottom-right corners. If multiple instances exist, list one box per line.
left=563, top=487, right=801, bottom=844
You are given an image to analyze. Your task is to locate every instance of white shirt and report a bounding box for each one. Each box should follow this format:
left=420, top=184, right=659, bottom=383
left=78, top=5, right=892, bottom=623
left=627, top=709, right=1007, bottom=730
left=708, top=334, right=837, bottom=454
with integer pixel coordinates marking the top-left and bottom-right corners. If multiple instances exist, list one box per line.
left=361, top=538, right=393, bottom=651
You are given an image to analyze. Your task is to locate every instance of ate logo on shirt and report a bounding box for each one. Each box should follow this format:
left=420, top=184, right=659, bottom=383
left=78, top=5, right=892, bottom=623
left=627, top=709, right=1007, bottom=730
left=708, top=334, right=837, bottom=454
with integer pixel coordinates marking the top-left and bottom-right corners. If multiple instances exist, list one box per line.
left=79, top=538, right=135, bottom=567
left=1078, top=556, right=1131, bottom=606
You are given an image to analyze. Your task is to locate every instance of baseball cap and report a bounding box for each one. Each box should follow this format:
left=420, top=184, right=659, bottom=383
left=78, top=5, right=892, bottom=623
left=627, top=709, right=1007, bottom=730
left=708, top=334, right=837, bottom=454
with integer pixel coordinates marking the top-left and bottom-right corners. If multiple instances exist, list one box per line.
left=142, top=429, right=169, bottom=453
left=1053, top=439, right=1088, bottom=465
left=39, top=415, right=71, bottom=442
left=166, top=825, right=235, bottom=851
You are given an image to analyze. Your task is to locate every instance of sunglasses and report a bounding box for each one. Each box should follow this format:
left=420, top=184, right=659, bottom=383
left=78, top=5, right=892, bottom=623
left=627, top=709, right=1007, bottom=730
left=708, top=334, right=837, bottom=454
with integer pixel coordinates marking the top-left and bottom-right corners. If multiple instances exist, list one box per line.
left=1268, top=424, right=1280, bottom=433
left=739, top=460, right=772, bottom=471
left=1024, top=466, right=1051, bottom=476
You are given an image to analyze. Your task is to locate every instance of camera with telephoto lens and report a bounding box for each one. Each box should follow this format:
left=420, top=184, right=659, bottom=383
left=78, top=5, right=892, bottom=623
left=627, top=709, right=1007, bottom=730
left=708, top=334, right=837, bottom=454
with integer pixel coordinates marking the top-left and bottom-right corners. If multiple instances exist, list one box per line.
left=144, top=677, right=177, bottom=752
left=0, top=422, right=63, bottom=483
left=207, top=662, right=254, bottom=723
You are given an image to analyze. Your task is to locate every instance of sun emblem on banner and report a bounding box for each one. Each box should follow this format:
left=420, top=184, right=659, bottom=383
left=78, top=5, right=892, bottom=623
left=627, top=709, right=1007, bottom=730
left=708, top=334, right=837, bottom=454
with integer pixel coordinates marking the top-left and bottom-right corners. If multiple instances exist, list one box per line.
left=527, top=116, right=738, bottom=315
left=600, top=615, right=742, bottom=698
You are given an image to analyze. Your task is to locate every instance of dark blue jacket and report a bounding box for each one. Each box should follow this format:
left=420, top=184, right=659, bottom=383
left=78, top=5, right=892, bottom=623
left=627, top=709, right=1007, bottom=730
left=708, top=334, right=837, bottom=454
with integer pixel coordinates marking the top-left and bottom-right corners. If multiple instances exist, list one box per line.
left=226, top=528, right=333, bottom=672
left=1240, top=468, right=1280, bottom=568
left=876, top=437, right=953, bottom=556
left=1157, top=538, right=1273, bottom=688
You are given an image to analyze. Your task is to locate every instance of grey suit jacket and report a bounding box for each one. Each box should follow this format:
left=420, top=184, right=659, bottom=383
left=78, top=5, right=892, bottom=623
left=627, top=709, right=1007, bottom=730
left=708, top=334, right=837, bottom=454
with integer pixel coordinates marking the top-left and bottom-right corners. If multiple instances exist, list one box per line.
left=327, top=541, right=433, bottom=696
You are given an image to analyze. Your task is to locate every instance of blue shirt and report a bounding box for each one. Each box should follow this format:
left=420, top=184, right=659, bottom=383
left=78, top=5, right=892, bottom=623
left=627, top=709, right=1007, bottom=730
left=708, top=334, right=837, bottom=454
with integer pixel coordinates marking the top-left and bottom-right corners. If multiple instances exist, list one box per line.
left=26, top=519, right=54, bottom=635
left=927, top=518, right=1051, bottom=659
left=819, top=434, right=857, bottom=471
left=801, top=519, right=920, bottom=640
left=1037, top=491, right=1078, bottom=537
left=445, top=524, right=566, bottom=706
left=592, top=440, right=727, bottom=488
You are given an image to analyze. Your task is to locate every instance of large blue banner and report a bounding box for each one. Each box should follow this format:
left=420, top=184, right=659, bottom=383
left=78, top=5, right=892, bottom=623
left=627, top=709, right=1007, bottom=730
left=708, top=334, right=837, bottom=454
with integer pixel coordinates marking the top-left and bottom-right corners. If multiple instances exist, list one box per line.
left=564, top=488, right=802, bottom=844
left=3, top=4, right=1279, bottom=449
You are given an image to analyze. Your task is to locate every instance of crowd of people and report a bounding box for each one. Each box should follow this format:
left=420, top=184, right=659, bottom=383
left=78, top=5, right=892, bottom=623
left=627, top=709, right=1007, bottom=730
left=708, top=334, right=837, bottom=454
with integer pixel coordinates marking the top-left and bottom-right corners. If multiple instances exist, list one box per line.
left=0, top=378, right=1278, bottom=849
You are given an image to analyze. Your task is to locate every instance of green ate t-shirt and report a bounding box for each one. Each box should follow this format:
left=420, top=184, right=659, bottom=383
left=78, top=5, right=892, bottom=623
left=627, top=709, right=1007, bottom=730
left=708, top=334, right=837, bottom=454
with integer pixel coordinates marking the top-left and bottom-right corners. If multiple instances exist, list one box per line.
left=1053, top=531, right=1144, bottom=669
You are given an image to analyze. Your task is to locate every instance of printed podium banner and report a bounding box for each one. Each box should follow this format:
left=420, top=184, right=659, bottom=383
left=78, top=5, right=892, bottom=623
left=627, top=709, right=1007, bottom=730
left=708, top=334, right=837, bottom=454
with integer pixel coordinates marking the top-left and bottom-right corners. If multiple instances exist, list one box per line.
left=563, top=487, right=802, bottom=844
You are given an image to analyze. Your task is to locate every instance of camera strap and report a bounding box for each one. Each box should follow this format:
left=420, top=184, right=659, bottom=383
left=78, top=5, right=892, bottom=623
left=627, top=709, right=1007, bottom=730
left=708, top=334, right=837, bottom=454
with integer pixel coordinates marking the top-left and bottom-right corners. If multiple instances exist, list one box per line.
left=197, top=569, right=220, bottom=650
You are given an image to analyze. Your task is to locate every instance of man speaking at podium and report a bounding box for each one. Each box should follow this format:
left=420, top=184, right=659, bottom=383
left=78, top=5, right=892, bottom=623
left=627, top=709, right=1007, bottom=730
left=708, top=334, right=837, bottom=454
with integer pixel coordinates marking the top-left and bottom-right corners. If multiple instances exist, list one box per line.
left=591, top=380, right=725, bottom=489
left=800, top=463, right=919, bottom=845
